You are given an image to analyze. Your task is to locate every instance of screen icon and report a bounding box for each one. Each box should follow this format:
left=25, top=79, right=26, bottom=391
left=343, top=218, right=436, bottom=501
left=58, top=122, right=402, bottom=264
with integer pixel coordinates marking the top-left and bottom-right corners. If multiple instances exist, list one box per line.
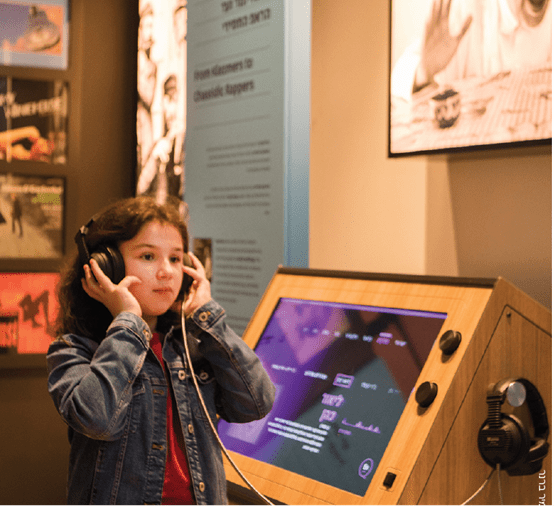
left=333, top=373, right=355, bottom=388
left=358, top=458, right=374, bottom=479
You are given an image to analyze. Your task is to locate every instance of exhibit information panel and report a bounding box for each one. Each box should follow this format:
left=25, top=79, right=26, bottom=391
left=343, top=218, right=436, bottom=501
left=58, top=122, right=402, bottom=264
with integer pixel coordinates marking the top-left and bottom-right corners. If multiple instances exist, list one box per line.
left=186, top=1, right=310, bottom=335
left=218, top=298, right=447, bottom=496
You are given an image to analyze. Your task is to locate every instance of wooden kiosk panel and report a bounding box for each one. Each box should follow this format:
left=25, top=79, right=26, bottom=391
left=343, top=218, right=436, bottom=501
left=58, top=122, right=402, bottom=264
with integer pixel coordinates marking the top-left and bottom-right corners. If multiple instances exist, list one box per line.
left=404, top=278, right=552, bottom=505
left=222, top=268, right=551, bottom=505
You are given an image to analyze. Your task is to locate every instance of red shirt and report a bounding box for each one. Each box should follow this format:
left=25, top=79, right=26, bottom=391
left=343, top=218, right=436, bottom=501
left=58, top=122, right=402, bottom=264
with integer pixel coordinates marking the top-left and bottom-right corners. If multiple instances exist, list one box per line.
left=150, top=332, right=195, bottom=504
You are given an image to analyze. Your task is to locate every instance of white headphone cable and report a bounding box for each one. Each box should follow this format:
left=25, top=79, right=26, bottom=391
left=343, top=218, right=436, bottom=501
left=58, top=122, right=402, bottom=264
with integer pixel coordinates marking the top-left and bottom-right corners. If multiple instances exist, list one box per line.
left=180, top=302, right=274, bottom=505
left=460, top=464, right=498, bottom=505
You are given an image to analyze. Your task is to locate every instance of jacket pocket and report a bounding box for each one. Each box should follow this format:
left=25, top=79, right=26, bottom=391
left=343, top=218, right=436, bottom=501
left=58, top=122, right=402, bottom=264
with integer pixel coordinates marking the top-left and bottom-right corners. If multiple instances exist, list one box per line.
left=191, top=366, right=218, bottom=427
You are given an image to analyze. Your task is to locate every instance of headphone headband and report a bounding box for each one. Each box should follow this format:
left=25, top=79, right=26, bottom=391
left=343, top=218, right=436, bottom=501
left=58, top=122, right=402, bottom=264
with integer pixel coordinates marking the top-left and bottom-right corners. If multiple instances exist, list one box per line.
left=74, top=216, right=97, bottom=267
left=493, top=378, right=550, bottom=442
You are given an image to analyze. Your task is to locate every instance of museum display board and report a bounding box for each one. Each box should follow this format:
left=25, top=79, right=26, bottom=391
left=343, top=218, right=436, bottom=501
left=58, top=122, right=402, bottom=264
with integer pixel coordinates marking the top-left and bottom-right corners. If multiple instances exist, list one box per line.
left=186, top=0, right=310, bottom=336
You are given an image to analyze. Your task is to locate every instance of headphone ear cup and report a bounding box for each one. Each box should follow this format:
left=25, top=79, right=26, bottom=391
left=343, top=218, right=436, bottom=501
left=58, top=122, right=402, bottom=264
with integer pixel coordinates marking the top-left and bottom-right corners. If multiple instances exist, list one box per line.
left=508, top=437, right=551, bottom=476
left=90, top=245, right=125, bottom=284
left=529, top=437, right=549, bottom=463
left=478, top=413, right=530, bottom=469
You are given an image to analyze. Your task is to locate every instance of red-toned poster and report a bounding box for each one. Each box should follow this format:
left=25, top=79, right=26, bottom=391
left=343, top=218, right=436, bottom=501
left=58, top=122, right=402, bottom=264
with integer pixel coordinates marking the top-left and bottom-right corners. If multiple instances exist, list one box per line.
left=0, top=272, right=59, bottom=354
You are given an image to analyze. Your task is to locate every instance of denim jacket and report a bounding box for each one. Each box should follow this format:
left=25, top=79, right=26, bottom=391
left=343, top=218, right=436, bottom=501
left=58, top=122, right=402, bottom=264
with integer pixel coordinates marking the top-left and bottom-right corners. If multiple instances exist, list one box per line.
left=47, top=300, right=275, bottom=505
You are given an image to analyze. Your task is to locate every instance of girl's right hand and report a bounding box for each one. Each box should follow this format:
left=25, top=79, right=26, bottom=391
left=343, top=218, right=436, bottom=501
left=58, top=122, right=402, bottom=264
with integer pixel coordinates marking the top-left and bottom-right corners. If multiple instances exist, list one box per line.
left=81, top=258, right=143, bottom=319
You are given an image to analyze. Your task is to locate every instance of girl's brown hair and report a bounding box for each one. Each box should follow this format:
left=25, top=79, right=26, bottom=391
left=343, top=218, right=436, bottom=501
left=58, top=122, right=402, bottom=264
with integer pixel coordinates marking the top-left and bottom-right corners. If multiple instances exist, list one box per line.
left=55, top=196, right=189, bottom=340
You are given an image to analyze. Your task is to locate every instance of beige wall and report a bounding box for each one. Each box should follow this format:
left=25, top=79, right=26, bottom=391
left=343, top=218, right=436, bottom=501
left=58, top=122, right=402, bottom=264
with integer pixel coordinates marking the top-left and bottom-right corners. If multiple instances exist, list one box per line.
left=310, top=0, right=551, bottom=308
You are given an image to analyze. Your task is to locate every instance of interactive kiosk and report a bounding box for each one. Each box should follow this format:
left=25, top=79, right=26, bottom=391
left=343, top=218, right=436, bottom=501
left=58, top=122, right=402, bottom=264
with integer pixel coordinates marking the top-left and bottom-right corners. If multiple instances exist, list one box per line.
left=220, top=268, right=551, bottom=505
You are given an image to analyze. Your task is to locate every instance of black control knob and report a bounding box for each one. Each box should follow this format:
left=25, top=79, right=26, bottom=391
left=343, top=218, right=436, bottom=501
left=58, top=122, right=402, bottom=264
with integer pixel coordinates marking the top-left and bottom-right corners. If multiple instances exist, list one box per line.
left=416, top=381, right=438, bottom=408
left=439, top=330, right=462, bottom=355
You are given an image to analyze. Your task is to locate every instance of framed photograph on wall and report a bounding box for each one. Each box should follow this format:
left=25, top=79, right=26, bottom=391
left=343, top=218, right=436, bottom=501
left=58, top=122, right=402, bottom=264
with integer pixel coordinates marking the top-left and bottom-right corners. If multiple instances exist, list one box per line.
left=389, top=0, right=552, bottom=156
left=0, top=173, right=65, bottom=259
left=0, top=77, right=69, bottom=164
left=0, top=1, right=69, bottom=70
left=0, top=271, right=59, bottom=368
left=136, top=0, right=186, bottom=215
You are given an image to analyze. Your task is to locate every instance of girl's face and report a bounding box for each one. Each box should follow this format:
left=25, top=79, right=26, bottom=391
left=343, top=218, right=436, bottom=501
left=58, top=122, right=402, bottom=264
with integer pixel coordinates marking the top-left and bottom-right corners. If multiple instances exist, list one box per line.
left=119, top=221, right=185, bottom=329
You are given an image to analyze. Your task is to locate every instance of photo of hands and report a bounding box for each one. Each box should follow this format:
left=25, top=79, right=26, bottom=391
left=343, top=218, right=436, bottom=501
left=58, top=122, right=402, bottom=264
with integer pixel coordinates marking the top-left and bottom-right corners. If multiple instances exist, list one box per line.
left=389, top=0, right=552, bottom=155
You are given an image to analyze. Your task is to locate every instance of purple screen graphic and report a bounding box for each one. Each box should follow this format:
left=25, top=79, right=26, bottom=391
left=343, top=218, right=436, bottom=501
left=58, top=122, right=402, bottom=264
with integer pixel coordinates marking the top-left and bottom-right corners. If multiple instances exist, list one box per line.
left=218, top=298, right=447, bottom=497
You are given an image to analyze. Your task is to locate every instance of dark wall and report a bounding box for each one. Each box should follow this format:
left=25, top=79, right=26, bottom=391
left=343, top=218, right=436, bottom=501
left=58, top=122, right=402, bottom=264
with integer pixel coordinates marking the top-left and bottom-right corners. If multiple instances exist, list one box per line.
left=0, top=1, right=138, bottom=503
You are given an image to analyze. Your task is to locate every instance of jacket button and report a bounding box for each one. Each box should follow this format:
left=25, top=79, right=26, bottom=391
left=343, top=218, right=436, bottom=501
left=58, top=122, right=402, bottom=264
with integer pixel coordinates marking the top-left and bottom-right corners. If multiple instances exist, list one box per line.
left=178, top=370, right=186, bottom=380
left=198, top=482, right=205, bottom=492
left=198, top=311, right=210, bottom=322
left=188, top=423, right=194, bottom=434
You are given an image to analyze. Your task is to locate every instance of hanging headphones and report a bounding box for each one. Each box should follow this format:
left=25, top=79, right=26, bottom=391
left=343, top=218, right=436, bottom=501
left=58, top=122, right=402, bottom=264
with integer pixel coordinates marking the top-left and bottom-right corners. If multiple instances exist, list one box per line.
left=477, top=378, right=550, bottom=476
left=75, top=216, right=126, bottom=284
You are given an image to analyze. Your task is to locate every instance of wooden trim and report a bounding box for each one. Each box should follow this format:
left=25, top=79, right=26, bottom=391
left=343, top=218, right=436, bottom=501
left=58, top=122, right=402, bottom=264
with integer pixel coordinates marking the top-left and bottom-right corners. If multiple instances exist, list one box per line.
left=275, top=266, right=498, bottom=289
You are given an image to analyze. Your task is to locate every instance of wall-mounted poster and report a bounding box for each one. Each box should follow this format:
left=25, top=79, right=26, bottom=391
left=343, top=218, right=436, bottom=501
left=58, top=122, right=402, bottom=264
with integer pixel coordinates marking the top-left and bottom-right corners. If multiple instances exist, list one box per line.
left=389, top=0, right=552, bottom=156
left=0, top=173, right=65, bottom=259
left=0, top=77, right=68, bottom=164
left=0, top=272, right=59, bottom=356
left=136, top=0, right=187, bottom=217
left=0, top=1, right=69, bottom=70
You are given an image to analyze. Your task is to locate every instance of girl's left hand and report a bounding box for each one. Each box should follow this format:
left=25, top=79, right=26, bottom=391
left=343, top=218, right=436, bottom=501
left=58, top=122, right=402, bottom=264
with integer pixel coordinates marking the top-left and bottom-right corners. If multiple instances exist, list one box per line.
left=182, top=252, right=212, bottom=317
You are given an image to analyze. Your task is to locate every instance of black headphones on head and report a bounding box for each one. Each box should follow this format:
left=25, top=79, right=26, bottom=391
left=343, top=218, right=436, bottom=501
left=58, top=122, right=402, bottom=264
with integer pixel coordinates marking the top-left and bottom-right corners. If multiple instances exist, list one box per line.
left=75, top=216, right=126, bottom=284
left=74, top=215, right=193, bottom=291
left=477, top=378, right=550, bottom=476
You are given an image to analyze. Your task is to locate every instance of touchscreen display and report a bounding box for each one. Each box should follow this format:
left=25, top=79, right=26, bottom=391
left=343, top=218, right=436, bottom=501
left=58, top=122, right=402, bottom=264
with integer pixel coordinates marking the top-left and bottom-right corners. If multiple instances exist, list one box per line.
left=218, top=298, right=447, bottom=496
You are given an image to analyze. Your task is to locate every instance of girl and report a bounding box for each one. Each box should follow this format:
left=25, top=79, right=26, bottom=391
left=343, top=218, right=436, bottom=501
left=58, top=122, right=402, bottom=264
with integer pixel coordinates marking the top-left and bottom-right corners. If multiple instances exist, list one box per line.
left=47, top=196, right=275, bottom=505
